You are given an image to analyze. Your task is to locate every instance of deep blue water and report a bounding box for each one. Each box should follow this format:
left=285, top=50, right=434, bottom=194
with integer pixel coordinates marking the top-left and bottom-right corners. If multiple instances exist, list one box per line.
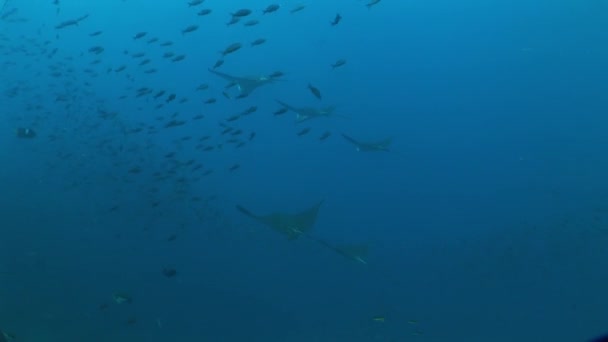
left=1, top=0, right=608, bottom=341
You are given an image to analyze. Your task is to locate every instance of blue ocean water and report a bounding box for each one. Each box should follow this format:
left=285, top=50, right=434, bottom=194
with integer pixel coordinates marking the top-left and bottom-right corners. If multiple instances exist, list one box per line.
left=1, top=0, right=608, bottom=341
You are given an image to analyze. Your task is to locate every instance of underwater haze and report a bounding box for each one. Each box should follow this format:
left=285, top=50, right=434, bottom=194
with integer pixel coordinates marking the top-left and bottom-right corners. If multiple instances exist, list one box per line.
left=1, top=0, right=608, bottom=341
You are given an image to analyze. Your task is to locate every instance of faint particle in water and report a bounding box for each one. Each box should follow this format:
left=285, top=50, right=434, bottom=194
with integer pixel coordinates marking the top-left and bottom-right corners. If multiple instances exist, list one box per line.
left=251, top=38, right=266, bottom=47
left=331, top=59, right=346, bottom=69
left=290, top=4, right=305, bottom=13
left=330, top=13, right=342, bottom=26
left=231, top=9, right=252, bottom=17
left=263, top=4, right=280, bottom=14
left=197, top=8, right=212, bottom=16
left=162, top=267, right=177, bottom=278
left=366, top=0, right=381, bottom=9
left=181, top=24, right=199, bottom=35
left=112, top=293, right=133, bottom=304
left=163, top=51, right=175, bottom=58
left=188, top=0, right=204, bottom=6
left=307, top=83, right=322, bottom=100
left=371, top=316, right=385, bottom=323
left=133, top=31, right=147, bottom=40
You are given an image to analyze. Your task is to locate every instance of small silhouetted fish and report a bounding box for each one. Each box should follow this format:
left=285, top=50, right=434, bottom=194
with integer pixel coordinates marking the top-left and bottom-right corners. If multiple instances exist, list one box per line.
left=198, top=9, right=212, bottom=16
left=249, top=132, right=256, bottom=141
left=166, top=94, right=176, bottom=102
left=319, top=131, right=331, bottom=141
left=241, top=106, right=257, bottom=115
left=162, top=268, right=177, bottom=278
left=89, top=30, right=102, bottom=36
left=89, top=46, right=104, bottom=54
left=160, top=41, right=173, bottom=46
left=221, top=43, right=242, bottom=56
left=308, top=83, right=322, bottom=100
left=133, top=32, right=147, bottom=39
left=167, top=234, right=178, bottom=241
left=172, top=54, right=186, bottom=62
left=188, top=0, right=204, bottom=6
left=226, top=17, right=240, bottom=26
left=331, top=13, right=342, bottom=26
left=273, top=107, right=288, bottom=116
left=204, top=98, right=217, bottom=104
left=181, top=25, right=198, bottom=34
left=290, top=4, right=305, bottom=13
left=263, top=4, right=280, bottom=14
left=213, top=59, right=224, bottom=69
left=269, top=71, right=284, bottom=78
left=229, top=164, right=240, bottom=171
left=251, top=38, right=266, bottom=46
left=366, top=0, right=381, bottom=8
left=231, top=9, right=251, bottom=17
left=331, top=59, right=346, bottom=69
left=297, top=127, right=311, bottom=136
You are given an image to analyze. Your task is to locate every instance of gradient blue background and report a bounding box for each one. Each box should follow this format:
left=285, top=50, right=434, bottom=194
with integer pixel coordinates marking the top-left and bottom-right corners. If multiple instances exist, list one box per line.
left=1, top=0, right=608, bottom=341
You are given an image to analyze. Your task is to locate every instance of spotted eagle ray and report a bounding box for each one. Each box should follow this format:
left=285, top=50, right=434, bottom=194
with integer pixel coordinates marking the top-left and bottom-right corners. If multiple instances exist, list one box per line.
left=341, top=133, right=392, bottom=152
left=275, top=100, right=337, bottom=123
left=236, top=201, right=368, bottom=263
left=208, top=68, right=276, bottom=98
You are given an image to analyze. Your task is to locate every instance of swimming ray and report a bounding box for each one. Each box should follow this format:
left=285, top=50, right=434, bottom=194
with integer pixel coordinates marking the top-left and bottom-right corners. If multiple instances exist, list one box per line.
left=275, top=100, right=337, bottom=123
left=208, top=68, right=275, bottom=98
left=236, top=202, right=369, bottom=263
left=236, top=200, right=324, bottom=240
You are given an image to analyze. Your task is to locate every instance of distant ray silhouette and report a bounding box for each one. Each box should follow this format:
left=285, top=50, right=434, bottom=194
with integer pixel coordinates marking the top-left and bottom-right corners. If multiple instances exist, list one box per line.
left=236, top=201, right=368, bottom=264
left=236, top=200, right=323, bottom=240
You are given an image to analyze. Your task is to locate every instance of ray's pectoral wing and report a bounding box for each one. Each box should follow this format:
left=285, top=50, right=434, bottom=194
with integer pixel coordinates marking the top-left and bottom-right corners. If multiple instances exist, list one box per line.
left=341, top=133, right=361, bottom=147
left=275, top=100, right=299, bottom=113
left=292, top=200, right=324, bottom=233
left=208, top=68, right=245, bottom=83
left=236, top=205, right=261, bottom=221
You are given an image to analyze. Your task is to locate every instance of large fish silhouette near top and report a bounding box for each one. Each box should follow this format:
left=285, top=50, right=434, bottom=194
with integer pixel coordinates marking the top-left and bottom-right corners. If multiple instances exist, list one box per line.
left=236, top=201, right=367, bottom=263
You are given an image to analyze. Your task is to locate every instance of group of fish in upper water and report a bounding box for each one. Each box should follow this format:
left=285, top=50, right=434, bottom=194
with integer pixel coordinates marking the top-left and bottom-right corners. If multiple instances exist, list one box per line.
left=0, top=0, right=419, bottom=337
